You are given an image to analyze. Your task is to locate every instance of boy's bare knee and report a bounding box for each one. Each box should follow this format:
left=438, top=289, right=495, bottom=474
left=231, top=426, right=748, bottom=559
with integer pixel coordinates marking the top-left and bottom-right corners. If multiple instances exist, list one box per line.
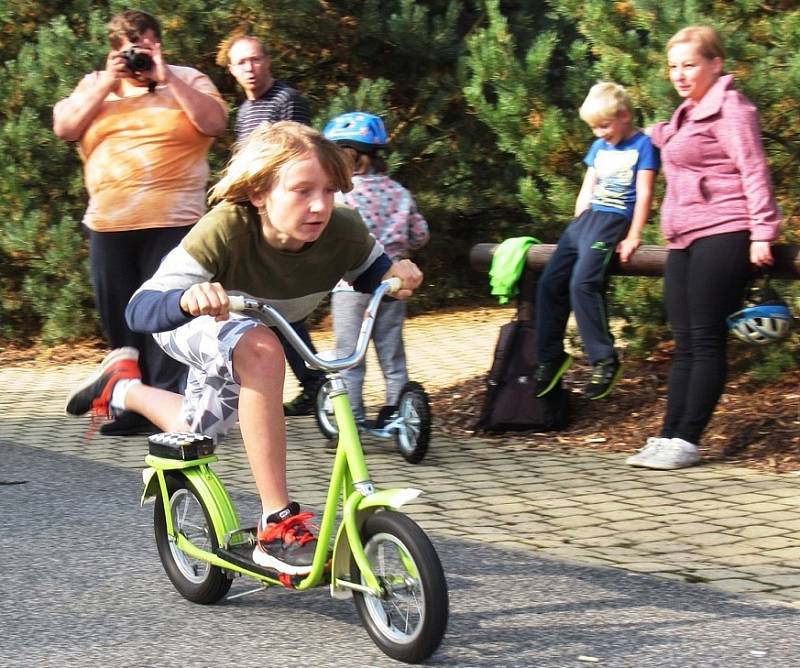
left=233, top=327, right=285, bottom=379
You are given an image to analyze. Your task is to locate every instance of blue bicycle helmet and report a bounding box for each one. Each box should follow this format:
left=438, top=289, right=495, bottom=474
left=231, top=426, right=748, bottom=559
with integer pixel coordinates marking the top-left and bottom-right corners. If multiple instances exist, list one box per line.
left=727, top=278, right=793, bottom=345
left=322, top=112, right=388, bottom=153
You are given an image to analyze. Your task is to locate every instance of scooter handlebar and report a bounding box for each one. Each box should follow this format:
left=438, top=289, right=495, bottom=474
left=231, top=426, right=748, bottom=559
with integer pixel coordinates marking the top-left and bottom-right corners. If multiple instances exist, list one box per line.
left=226, top=279, right=400, bottom=372
left=228, top=294, right=247, bottom=312
left=385, top=277, right=403, bottom=294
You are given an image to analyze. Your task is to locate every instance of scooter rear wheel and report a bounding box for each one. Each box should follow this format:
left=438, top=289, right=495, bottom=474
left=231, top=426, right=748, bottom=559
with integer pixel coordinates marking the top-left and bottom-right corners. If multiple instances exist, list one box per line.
left=153, top=473, right=231, bottom=604
left=395, top=382, right=431, bottom=464
left=351, top=510, right=448, bottom=663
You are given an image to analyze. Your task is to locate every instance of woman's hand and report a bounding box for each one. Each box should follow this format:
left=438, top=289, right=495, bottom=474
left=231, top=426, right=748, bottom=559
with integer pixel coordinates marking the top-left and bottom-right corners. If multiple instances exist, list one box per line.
left=383, top=259, right=423, bottom=299
left=750, top=241, right=773, bottom=267
left=180, top=282, right=232, bottom=320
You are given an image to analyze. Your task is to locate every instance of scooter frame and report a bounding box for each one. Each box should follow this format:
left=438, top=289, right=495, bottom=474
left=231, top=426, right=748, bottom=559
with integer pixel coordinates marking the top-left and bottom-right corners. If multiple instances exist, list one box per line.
left=140, top=279, right=448, bottom=662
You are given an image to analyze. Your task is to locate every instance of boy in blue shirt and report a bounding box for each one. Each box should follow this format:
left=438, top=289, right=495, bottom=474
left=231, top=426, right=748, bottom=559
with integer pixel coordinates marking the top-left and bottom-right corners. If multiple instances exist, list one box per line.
left=534, top=82, right=660, bottom=400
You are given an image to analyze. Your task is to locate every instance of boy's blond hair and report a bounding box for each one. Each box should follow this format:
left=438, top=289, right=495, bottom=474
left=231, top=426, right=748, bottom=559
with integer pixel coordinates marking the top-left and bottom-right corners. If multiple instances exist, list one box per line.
left=579, top=82, right=632, bottom=126
left=209, top=121, right=353, bottom=203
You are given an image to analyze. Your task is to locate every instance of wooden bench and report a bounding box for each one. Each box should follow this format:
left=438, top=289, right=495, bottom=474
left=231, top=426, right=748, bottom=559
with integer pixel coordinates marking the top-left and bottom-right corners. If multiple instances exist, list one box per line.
left=469, top=243, right=800, bottom=279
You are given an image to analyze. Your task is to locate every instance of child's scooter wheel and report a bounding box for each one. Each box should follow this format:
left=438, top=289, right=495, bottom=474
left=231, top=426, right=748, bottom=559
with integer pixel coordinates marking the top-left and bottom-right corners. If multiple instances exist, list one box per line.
left=154, top=472, right=232, bottom=604
left=351, top=510, right=448, bottom=662
left=314, top=381, right=339, bottom=440
left=395, top=381, right=431, bottom=464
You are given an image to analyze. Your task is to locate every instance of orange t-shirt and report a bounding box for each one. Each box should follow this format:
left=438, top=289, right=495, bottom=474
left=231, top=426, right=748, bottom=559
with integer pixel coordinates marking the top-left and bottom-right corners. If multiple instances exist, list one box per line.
left=78, top=66, right=226, bottom=232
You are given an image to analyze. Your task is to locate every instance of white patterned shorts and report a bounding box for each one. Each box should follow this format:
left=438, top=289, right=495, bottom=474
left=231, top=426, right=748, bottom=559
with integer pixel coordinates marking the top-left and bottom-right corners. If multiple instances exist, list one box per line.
left=153, top=314, right=263, bottom=441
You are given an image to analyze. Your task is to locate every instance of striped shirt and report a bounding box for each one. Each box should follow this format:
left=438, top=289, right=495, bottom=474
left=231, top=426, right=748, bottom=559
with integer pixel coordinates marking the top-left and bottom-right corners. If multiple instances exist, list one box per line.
left=234, top=80, right=311, bottom=140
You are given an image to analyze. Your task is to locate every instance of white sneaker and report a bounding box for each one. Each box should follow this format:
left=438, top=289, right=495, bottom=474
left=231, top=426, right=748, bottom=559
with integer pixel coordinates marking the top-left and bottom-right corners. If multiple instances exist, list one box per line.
left=628, top=437, right=701, bottom=470
left=625, top=437, right=670, bottom=467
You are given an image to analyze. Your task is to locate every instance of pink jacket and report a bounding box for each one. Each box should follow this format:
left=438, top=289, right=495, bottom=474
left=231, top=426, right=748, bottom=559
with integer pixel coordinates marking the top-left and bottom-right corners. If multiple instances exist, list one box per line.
left=651, top=74, right=780, bottom=249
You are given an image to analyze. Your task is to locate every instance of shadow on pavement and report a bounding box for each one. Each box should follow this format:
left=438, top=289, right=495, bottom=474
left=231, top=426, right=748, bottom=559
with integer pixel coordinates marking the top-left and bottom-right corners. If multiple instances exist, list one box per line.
left=2, top=440, right=798, bottom=668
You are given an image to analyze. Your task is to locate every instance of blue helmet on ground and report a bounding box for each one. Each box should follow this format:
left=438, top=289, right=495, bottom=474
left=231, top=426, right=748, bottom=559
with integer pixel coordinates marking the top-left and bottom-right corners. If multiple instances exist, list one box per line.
left=323, top=112, right=388, bottom=153
left=727, top=279, right=793, bottom=345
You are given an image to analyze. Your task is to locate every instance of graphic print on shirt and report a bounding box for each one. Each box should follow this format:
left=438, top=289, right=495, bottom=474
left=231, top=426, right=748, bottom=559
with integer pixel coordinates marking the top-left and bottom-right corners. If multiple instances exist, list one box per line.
left=590, top=148, right=639, bottom=213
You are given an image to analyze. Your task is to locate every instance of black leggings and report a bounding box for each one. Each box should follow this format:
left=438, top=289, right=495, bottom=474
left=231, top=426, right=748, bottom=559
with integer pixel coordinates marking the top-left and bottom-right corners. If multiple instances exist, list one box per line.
left=661, top=232, right=750, bottom=444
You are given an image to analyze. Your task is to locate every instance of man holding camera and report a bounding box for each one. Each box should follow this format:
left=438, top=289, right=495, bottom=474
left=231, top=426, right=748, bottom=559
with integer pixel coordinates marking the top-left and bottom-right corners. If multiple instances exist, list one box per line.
left=53, top=9, right=227, bottom=436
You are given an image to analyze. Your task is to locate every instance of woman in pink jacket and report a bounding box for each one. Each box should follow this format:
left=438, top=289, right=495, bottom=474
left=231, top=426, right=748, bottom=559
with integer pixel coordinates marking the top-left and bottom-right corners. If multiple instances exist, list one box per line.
left=627, top=25, right=781, bottom=470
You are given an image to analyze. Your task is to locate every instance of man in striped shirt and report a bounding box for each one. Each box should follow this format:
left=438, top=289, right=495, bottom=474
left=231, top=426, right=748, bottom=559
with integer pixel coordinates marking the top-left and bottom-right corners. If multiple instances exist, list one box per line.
left=227, top=35, right=325, bottom=416
left=228, top=36, right=311, bottom=139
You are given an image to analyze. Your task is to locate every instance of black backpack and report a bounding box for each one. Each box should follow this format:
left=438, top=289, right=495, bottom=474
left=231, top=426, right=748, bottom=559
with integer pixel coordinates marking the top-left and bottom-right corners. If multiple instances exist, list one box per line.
left=475, top=269, right=570, bottom=433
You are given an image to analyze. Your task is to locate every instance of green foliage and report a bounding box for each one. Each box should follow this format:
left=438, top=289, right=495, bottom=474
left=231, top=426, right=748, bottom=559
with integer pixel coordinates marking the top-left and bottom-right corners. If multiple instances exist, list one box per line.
left=0, top=14, right=107, bottom=343
left=611, top=276, right=668, bottom=354
left=729, top=335, right=800, bottom=383
left=463, top=0, right=580, bottom=238
left=1, top=0, right=798, bottom=354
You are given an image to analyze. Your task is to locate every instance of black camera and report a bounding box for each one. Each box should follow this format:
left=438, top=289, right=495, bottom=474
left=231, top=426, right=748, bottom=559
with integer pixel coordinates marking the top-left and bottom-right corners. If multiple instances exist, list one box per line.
left=120, top=49, right=153, bottom=73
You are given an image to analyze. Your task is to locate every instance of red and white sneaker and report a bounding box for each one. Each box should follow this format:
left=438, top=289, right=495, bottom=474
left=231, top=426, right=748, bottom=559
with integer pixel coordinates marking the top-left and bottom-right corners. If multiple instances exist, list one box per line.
left=64, top=347, right=141, bottom=418
left=253, top=502, right=317, bottom=575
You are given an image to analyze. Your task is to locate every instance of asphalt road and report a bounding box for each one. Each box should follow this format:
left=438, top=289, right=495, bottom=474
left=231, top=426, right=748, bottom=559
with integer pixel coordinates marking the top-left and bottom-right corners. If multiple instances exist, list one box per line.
left=1, top=440, right=799, bottom=668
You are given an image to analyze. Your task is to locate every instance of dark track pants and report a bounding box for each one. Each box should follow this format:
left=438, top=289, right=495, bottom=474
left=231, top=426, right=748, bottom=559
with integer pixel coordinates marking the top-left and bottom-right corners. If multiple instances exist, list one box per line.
left=88, top=226, right=191, bottom=393
left=536, top=210, right=629, bottom=364
left=275, top=321, right=326, bottom=392
left=661, top=231, right=750, bottom=444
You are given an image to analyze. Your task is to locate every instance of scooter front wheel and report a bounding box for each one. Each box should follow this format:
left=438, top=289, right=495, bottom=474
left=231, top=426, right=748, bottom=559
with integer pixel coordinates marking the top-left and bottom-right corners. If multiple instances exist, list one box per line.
left=351, top=510, right=448, bottom=663
left=395, top=382, right=431, bottom=464
left=314, top=380, right=339, bottom=440
left=153, top=473, right=231, bottom=604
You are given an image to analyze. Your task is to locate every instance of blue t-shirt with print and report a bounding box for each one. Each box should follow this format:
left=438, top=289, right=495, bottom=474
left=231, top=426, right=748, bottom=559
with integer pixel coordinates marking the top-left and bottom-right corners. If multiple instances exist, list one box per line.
left=584, top=131, right=660, bottom=220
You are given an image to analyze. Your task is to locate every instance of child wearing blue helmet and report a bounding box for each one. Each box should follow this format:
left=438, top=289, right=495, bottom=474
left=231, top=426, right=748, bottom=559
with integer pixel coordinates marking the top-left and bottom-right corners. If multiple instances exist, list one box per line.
left=323, top=112, right=430, bottom=427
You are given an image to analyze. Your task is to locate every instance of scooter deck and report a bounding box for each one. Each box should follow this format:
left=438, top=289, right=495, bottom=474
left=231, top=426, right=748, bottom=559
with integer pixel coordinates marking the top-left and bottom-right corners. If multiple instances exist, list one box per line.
left=217, top=543, right=285, bottom=579
left=216, top=536, right=331, bottom=585
left=213, top=526, right=278, bottom=578
left=215, top=527, right=274, bottom=576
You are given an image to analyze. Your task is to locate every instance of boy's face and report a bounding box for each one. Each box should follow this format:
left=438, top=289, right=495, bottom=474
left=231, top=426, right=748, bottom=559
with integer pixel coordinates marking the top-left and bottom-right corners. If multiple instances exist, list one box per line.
left=589, top=111, right=631, bottom=146
left=252, top=153, right=337, bottom=252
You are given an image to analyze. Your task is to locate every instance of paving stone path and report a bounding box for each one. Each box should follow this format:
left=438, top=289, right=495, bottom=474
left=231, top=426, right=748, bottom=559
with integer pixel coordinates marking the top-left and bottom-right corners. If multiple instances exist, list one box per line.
left=2, top=306, right=798, bottom=608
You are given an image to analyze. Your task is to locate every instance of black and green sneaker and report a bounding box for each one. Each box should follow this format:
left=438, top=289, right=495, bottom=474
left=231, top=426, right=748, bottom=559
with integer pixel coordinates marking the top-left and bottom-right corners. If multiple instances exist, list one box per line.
left=584, top=356, right=622, bottom=400
left=365, top=404, right=397, bottom=430
left=534, top=353, right=573, bottom=397
left=283, top=389, right=315, bottom=416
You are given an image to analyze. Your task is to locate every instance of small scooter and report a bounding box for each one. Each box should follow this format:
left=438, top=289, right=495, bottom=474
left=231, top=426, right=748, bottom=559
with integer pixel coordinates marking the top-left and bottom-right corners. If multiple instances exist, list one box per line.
left=314, top=379, right=431, bottom=464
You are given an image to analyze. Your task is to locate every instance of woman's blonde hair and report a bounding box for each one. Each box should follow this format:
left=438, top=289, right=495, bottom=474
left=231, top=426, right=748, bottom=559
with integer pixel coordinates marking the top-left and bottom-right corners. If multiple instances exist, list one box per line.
left=579, top=82, right=632, bottom=125
left=667, top=25, right=726, bottom=61
left=209, top=121, right=353, bottom=203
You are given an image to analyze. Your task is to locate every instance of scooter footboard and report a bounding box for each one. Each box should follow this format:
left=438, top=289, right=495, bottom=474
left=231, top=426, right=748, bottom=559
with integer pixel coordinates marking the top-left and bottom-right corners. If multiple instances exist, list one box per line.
left=329, top=487, right=421, bottom=599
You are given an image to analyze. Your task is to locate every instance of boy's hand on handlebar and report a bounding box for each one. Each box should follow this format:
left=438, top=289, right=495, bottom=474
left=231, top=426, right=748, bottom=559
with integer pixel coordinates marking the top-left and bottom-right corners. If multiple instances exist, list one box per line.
left=383, top=259, right=423, bottom=299
left=180, top=282, right=232, bottom=320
